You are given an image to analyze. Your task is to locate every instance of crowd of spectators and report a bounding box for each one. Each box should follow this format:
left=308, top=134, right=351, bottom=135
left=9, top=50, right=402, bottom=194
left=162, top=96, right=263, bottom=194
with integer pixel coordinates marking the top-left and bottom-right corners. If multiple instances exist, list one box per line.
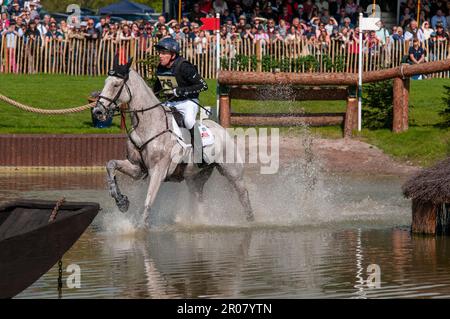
left=1, top=0, right=450, bottom=62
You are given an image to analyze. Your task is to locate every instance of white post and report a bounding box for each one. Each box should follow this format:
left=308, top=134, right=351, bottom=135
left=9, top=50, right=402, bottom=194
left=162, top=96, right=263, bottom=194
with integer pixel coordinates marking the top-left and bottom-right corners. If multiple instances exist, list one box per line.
left=358, top=13, right=363, bottom=132
left=215, top=12, right=220, bottom=122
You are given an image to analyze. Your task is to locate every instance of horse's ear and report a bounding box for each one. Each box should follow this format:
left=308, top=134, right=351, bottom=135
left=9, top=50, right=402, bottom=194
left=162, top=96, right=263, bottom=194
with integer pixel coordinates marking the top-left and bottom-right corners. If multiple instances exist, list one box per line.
left=113, top=54, right=119, bottom=69
left=126, top=57, right=133, bottom=70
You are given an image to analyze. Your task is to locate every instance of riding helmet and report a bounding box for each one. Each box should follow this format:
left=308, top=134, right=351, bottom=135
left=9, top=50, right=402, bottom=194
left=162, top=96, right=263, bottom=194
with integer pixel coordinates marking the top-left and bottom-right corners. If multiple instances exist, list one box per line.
left=155, top=37, right=180, bottom=55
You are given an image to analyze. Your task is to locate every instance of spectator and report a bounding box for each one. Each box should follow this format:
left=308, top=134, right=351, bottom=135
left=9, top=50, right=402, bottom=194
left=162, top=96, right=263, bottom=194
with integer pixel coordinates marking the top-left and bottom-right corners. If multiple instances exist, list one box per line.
left=279, top=5, right=292, bottom=23
left=391, top=26, right=405, bottom=42
left=345, top=0, right=358, bottom=18
left=189, top=3, right=205, bottom=25
left=408, top=38, right=426, bottom=64
left=28, top=2, right=39, bottom=20
left=59, top=19, right=69, bottom=37
left=316, top=0, right=329, bottom=12
left=1, top=12, right=10, bottom=30
left=325, top=16, right=338, bottom=35
left=241, top=23, right=254, bottom=41
left=131, top=22, right=140, bottom=38
left=400, top=7, right=414, bottom=28
left=1, top=21, right=18, bottom=73
left=421, top=20, right=434, bottom=40
left=277, top=18, right=288, bottom=37
left=317, top=28, right=331, bottom=51
left=199, top=0, right=213, bottom=15
left=427, top=32, right=438, bottom=61
left=405, top=20, right=425, bottom=42
left=84, top=19, right=99, bottom=41
left=254, top=25, right=269, bottom=45
left=68, top=24, right=85, bottom=40
left=8, top=2, right=20, bottom=17
left=24, top=19, right=40, bottom=41
left=375, top=20, right=390, bottom=46
left=95, top=17, right=107, bottom=34
left=143, top=22, right=154, bottom=38
left=431, top=9, right=447, bottom=30
left=213, top=0, right=228, bottom=15
left=45, top=22, right=63, bottom=41
left=262, top=5, right=277, bottom=21
left=34, top=16, right=46, bottom=39
left=189, top=22, right=201, bottom=40
left=435, top=22, right=449, bottom=41
left=172, top=23, right=185, bottom=40
left=194, top=29, right=208, bottom=54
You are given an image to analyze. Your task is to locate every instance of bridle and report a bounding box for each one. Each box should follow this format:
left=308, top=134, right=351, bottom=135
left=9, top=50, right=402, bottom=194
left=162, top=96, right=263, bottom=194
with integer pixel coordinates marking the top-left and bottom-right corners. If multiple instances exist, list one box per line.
left=96, top=70, right=133, bottom=118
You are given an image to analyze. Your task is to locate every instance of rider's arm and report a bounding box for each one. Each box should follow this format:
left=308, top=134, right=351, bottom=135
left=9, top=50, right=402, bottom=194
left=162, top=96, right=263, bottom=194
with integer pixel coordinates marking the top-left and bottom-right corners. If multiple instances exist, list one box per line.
left=153, top=77, right=162, bottom=95
left=174, top=62, right=208, bottom=97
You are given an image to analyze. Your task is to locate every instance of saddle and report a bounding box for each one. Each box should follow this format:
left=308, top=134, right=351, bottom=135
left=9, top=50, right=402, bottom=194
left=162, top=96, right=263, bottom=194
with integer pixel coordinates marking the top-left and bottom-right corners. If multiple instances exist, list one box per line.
left=166, top=107, right=214, bottom=168
left=170, top=107, right=185, bottom=128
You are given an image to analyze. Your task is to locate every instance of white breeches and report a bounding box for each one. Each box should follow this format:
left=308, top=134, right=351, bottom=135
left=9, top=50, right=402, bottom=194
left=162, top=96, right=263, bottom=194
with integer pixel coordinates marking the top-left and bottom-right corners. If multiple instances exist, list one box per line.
left=165, top=99, right=199, bottom=129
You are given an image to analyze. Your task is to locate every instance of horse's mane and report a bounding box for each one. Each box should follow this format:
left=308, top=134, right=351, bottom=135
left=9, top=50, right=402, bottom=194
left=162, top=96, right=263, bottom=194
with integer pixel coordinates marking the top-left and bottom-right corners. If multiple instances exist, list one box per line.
left=128, top=69, right=160, bottom=107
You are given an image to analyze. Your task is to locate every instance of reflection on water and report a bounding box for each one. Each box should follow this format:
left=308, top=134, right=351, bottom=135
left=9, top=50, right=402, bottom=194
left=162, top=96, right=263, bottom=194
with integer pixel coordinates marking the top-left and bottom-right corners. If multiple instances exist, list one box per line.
left=3, top=169, right=450, bottom=299
left=15, top=226, right=450, bottom=299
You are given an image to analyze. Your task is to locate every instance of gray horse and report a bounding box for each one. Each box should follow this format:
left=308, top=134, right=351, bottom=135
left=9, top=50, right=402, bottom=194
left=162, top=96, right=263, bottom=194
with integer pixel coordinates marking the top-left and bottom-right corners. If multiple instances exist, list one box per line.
left=93, top=59, right=254, bottom=226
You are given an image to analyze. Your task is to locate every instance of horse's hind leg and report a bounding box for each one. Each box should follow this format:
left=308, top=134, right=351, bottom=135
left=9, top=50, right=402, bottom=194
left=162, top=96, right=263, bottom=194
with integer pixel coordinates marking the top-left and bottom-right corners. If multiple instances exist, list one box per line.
left=107, top=159, right=145, bottom=213
left=185, top=164, right=215, bottom=203
left=217, top=164, right=254, bottom=222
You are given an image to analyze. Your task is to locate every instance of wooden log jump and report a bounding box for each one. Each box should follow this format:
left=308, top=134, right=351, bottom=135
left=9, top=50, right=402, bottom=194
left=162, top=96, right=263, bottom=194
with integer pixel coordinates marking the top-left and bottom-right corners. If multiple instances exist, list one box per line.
left=218, top=59, right=450, bottom=86
left=218, top=59, right=450, bottom=135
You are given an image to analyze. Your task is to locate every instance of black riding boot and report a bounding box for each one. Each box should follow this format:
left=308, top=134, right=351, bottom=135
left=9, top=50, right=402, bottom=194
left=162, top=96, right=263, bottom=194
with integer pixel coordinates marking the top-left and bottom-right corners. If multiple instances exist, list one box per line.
left=190, top=126, right=205, bottom=168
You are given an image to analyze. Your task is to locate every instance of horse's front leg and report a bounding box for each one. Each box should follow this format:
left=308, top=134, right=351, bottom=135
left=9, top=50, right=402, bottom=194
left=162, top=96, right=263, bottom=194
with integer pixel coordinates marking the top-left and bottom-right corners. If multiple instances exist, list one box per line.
left=140, top=157, right=171, bottom=227
left=107, top=159, right=145, bottom=212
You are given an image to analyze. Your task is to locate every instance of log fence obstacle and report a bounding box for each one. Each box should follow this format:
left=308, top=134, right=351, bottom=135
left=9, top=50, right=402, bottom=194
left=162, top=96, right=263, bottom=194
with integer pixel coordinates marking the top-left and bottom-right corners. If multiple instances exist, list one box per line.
left=217, top=59, right=450, bottom=136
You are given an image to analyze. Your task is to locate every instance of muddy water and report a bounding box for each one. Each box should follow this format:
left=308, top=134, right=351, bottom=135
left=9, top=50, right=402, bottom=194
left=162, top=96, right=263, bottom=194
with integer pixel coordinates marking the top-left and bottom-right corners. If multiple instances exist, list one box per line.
left=1, top=166, right=450, bottom=299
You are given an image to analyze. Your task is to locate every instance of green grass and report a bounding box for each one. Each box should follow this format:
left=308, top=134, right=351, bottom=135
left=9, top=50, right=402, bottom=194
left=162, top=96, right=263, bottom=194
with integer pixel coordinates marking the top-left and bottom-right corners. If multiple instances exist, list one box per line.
left=0, top=74, right=448, bottom=166
left=0, top=74, right=122, bottom=134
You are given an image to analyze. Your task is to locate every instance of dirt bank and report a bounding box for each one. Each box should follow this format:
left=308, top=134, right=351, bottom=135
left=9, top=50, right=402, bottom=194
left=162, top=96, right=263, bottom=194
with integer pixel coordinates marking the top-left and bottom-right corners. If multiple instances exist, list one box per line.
left=279, top=136, right=420, bottom=176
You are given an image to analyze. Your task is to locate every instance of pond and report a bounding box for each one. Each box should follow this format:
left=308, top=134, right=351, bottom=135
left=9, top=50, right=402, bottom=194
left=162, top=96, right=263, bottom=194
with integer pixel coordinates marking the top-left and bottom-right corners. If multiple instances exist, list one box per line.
left=1, top=165, right=449, bottom=299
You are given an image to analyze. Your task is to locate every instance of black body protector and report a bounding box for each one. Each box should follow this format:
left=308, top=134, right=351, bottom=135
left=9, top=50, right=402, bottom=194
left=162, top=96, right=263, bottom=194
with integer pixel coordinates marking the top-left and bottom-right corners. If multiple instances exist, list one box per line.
left=153, top=56, right=208, bottom=102
left=154, top=56, right=208, bottom=168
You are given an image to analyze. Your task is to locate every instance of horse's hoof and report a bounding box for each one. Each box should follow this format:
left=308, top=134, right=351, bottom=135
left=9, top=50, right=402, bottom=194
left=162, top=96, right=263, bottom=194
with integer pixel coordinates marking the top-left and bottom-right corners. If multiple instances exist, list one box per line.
left=246, top=213, right=255, bottom=222
left=116, top=195, right=129, bottom=213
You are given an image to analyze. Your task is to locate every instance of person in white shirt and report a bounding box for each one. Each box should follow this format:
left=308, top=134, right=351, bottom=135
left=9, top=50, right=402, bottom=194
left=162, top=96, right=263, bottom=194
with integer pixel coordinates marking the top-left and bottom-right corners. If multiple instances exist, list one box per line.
left=34, top=16, right=47, bottom=40
left=404, top=20, right=425, bottom=42
left=421, top=21, right=434, bottom=40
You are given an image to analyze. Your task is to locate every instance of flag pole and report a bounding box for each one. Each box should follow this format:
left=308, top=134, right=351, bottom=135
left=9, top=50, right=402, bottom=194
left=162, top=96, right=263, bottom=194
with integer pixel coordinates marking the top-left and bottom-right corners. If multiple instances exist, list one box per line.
left=178, top=0, right=182, bottom=23
left=417, top=0, right=421, bottom=25
left=358, top=12, right=363, bottom=132
left=216, top=12, right=220, bottom=122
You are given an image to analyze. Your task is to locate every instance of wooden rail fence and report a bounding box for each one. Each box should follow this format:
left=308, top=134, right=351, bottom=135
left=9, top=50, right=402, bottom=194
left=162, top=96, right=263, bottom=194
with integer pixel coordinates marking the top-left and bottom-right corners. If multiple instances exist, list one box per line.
left=1, top=36, right=450, bottom=78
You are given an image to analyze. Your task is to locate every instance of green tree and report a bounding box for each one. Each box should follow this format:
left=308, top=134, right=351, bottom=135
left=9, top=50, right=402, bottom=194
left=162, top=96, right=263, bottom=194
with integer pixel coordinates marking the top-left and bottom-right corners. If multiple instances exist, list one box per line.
left=362, top=80, right=394, bottom=130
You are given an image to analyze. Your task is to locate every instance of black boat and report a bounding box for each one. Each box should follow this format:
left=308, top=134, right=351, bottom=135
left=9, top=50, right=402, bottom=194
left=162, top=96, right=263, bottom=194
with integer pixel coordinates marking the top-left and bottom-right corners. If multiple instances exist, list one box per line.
left=0, top=200, right=99, bottom=299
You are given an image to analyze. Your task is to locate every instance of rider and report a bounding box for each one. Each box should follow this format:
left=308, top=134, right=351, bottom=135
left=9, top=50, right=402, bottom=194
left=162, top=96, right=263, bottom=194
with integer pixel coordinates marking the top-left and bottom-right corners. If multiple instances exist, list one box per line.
left=154, top=37, right=208, bottom=130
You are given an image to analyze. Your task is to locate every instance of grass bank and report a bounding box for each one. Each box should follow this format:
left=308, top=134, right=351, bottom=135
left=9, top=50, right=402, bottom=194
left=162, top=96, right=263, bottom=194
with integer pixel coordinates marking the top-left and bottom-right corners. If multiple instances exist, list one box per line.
left=0, top=74, right=448, bottom=166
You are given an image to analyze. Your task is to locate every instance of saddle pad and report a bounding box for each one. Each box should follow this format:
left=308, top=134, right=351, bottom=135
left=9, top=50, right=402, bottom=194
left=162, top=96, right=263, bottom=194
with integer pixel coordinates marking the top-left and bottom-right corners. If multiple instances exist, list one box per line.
left=171, top=117, right=190, bottom=149
left=198, top=123, right=214, bottom=147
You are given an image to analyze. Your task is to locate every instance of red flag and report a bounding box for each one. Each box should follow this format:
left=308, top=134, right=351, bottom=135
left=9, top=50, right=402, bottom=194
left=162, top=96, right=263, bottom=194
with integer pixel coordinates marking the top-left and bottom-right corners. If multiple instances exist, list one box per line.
left=200, top=17, right=220, bottom=31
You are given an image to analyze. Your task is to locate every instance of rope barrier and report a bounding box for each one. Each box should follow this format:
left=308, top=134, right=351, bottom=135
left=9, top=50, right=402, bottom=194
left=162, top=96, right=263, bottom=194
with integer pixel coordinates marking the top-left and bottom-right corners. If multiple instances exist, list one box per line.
left=0, top=93, right=96, bottom=115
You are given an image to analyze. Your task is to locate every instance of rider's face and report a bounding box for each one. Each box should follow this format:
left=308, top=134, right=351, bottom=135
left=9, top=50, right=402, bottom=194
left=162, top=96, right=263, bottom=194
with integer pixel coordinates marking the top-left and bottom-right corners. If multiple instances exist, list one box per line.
left=158, top=51, right=175, bottom=67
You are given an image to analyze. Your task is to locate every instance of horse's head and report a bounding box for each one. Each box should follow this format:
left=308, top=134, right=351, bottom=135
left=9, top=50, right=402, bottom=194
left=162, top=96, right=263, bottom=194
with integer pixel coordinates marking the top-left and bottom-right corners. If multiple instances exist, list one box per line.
left=93, top=56, right=133, bottom=121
